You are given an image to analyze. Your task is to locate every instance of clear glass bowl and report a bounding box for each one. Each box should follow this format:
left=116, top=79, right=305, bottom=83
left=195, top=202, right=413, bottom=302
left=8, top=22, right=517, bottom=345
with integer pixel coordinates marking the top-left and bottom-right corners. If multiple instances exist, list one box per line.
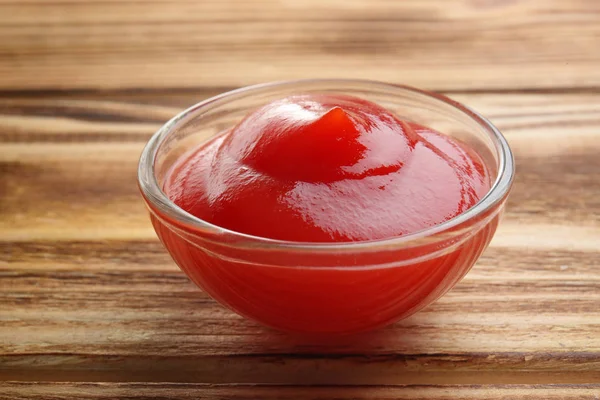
left=138, top=79, right=514, bottom=335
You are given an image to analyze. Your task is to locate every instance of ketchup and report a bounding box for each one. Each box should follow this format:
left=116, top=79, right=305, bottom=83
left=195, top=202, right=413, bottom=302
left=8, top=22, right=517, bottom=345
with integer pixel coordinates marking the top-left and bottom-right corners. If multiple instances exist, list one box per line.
left=152, top=94, right=496, bottom=334
left=164, top=94, right=490, bottom=242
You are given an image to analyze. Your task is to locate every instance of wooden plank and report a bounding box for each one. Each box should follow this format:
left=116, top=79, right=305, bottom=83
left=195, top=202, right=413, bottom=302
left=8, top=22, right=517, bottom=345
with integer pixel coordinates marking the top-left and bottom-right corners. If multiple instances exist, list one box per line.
left=1, top=242, right=600, bottom=383
left=2, top=246, right=600, bottom=351
left=1, top=383, right=600, bottom=400
left=0, top=0, right=599, bottom=91
left=1, top=92, right=599, bottom=384
left=1, top=93, right=599, bottom=239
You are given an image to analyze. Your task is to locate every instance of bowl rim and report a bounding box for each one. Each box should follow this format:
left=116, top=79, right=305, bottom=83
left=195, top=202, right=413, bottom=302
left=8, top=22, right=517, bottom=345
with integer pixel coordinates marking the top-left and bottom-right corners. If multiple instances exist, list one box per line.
left=138, top=79, right=515, bottom=252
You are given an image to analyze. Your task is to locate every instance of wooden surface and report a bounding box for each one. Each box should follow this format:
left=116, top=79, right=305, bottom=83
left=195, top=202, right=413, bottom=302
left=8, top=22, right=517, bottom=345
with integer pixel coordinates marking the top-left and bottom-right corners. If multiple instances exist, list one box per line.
left=1, top=0, right=600, bottom=92
left=1, top=0, right=600, bottom=399
left=1, top=383, right=600, bottom=400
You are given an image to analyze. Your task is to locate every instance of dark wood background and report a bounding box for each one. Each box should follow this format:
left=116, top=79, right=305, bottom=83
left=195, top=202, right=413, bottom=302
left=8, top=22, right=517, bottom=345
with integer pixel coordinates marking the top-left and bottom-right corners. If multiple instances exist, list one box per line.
left=1, top=0, right=599, bottom=398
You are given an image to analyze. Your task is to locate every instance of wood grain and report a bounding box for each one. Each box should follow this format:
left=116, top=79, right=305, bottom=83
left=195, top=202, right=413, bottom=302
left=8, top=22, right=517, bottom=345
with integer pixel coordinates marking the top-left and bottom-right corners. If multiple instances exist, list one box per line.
left=0, top=0, right=599, bottom=91
left=2, top=243, right=600, bottom=384
left=1, top=383, right=600, bottom=400
left=1, top=91, right=599, bottom=386
left=1, top=0, right=600, bottom=396
left=2, top=93, right=599, bottom=239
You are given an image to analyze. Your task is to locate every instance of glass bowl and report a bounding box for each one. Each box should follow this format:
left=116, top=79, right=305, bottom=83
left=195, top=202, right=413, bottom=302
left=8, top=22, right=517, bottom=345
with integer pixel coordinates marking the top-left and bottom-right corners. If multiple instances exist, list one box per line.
left=138, top=79, right=514, bottom=335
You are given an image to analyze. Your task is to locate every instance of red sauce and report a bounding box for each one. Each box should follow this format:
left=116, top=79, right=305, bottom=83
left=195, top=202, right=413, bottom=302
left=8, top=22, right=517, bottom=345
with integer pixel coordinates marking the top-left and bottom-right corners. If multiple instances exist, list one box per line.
left=153, top=94, right=496, bottom=334
left=165, top=94, right=489, bottom=242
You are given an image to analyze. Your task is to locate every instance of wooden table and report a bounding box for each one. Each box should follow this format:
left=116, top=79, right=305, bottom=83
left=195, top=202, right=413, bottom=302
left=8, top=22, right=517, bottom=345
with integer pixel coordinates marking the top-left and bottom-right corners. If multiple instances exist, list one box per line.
left=1, top=1, right=599, bottom=398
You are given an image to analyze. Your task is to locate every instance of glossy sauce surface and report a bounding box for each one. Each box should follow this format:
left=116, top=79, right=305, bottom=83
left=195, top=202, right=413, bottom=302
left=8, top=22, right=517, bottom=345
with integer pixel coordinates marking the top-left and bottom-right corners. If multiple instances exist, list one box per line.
left=164, top=94, right=490, bottom=242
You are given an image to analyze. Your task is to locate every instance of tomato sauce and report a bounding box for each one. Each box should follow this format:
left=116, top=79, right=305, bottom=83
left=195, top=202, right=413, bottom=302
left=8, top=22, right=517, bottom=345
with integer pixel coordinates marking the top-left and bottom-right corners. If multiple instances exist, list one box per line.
left=165, top=94, right=490, bottom=242
left=152, top=94, right=495, bottom=334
